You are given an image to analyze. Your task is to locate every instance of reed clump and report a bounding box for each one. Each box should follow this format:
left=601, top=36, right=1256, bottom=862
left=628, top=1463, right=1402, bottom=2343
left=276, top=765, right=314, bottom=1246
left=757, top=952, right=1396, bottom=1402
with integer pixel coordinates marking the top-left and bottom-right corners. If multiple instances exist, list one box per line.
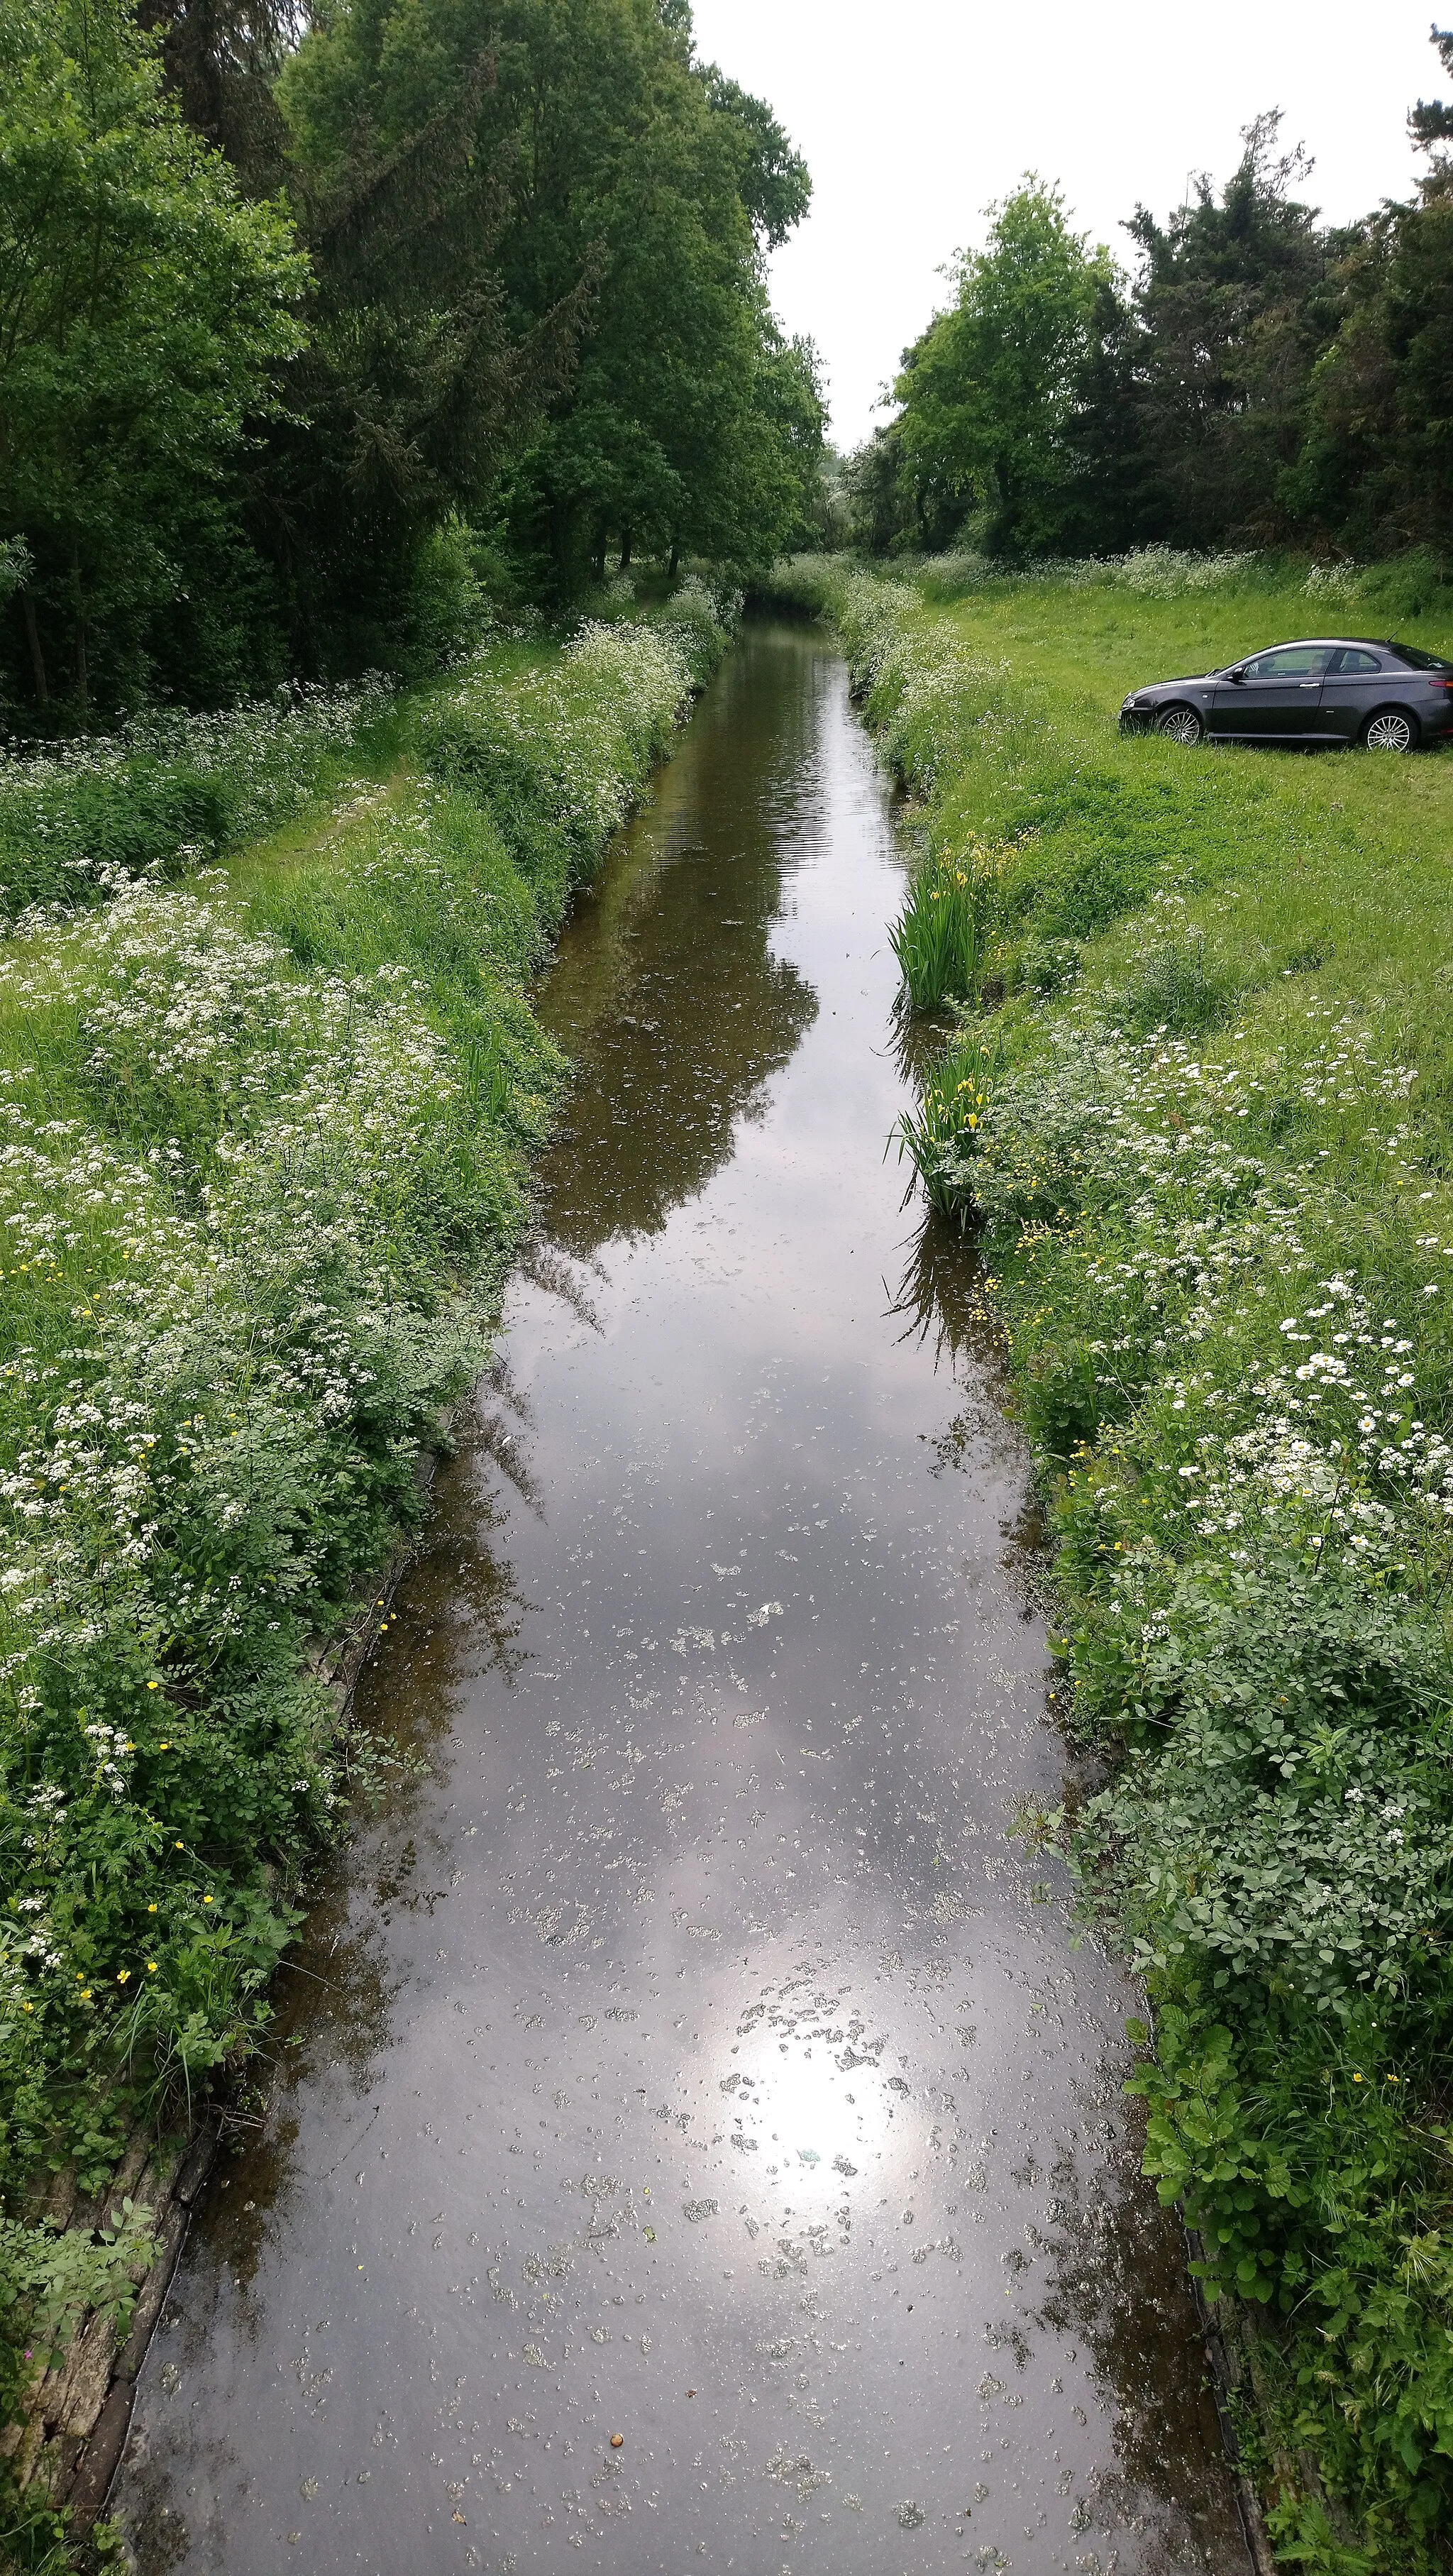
left=889, top=842, right=993, bottom=1010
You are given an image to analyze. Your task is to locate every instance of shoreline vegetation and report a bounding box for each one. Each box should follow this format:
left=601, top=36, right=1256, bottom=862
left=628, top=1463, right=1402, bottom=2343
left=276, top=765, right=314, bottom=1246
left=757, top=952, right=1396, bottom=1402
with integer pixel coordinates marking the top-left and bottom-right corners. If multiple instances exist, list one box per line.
left=11, top=4, right=1453, bottom=2566
left=765, top=551, right=1453, bottom=2574
left=0, top=578, right=736, bottom=2557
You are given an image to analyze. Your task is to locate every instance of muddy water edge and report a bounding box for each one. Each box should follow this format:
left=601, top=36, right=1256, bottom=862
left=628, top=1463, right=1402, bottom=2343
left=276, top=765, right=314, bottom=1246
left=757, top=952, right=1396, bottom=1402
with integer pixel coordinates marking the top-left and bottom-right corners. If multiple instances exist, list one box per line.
left=112, top=622, right=1249, bottom=2576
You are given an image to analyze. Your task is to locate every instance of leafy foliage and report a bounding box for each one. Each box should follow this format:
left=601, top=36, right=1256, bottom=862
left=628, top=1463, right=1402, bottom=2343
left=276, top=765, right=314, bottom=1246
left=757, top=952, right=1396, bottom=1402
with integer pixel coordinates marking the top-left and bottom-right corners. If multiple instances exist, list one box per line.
left=0, top=0, right=817, bottom=715
left=0, top=0, right=308, bottom=720
left=853, top=40, right=1453, bottom=569
left=889, top=842, right=989, bottom=1011
left=0, top=591, right=733, bottom=2458
left=785, top=551, right=1453, bottom=2564
left=891, top=180, right=1114, bottom=556
left=261, top=0, right=822, bottom=641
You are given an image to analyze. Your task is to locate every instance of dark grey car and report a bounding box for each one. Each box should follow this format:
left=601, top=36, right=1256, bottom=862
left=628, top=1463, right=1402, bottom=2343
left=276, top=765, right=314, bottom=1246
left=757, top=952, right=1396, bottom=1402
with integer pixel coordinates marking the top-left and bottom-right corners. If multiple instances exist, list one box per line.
left=1119, top=637, right=1453, bottom=750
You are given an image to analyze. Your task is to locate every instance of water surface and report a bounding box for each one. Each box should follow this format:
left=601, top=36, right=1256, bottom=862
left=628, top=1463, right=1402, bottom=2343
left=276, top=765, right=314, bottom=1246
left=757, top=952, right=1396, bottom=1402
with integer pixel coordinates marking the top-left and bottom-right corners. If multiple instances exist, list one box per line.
left=116, top=625, right=1248, bottom=2575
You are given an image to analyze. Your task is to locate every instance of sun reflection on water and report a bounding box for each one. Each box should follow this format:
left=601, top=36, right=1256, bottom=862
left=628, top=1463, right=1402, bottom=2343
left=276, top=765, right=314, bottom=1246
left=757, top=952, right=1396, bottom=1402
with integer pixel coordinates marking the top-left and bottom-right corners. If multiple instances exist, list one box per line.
left=719, top=2013, right=921, bottom=2207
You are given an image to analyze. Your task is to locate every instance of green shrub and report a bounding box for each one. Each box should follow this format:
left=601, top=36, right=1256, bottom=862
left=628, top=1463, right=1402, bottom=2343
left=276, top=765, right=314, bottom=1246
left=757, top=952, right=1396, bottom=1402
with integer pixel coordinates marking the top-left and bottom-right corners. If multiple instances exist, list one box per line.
left=417, top=600, right=730, bottom=905
left=1104, top=915, right=1242, bottom=1035
left=0, top=677, right=392, bottom=923
left=0, top=2203, right=155, bottom=2426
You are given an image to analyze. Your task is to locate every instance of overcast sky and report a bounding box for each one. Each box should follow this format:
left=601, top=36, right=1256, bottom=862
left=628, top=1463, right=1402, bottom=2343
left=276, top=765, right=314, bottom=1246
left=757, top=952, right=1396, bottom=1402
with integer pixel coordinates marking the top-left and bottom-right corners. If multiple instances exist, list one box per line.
left=689, top=0, right=1444, bottom=451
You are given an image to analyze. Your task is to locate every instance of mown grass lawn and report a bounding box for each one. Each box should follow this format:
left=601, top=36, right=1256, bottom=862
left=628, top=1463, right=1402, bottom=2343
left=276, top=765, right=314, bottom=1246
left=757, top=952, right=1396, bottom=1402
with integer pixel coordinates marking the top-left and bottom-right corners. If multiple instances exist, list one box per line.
left=915, top=581, right=1453, bottom=1126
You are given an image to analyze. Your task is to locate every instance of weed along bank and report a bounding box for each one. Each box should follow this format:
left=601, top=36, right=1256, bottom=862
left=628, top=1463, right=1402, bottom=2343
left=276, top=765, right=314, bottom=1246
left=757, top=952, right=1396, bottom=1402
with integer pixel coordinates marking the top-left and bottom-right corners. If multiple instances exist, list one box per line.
left=768, top=550, right=1453, bottom=2572
left=0, top=588, right=739, bottom=2548
left=72, top=622, right=1242, bottom=2571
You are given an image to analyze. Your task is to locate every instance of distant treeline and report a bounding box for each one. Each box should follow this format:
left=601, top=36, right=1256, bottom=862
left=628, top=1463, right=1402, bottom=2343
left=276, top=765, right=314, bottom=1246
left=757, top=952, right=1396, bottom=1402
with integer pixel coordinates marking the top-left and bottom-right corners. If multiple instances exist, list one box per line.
left=844, top=30, right=1453, bottom=568
left=0, top=0, right=824, bottom=724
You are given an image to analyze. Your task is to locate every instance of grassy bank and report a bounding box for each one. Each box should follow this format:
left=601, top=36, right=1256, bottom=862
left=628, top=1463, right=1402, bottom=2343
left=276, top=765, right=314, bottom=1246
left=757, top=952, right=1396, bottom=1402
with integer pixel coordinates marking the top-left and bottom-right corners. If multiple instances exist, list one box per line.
left=0, top=583, right=734, bottom=2543
left=774, top=553, right=1453, bottom=2572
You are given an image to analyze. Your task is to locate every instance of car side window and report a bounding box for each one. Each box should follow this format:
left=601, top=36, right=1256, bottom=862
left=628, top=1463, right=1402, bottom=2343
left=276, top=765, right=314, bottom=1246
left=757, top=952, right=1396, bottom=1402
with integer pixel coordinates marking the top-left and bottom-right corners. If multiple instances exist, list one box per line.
left=1242, top=646, right=1335, bottom=680
left=1330, top=648, right=1383, bottom=674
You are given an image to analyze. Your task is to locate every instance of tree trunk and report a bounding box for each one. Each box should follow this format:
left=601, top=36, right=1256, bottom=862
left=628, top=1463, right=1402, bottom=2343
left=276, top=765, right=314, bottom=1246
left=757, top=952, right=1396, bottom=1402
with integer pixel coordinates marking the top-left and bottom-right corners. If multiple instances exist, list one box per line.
left=20, top=595, right=48, bottom=710
left=619, top=530, right=632, bottom=571
left=70, top=546, right=87, bottom=717
left=668, top=539, right=680, bottom=578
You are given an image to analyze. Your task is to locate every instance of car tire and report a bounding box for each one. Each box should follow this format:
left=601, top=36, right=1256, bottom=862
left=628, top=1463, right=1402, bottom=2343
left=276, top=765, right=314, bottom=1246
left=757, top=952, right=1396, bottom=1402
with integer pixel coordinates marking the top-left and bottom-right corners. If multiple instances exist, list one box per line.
left=1154, top=703, right=1204, bottom=745
left=1361, top=706, right=1419, bottom=752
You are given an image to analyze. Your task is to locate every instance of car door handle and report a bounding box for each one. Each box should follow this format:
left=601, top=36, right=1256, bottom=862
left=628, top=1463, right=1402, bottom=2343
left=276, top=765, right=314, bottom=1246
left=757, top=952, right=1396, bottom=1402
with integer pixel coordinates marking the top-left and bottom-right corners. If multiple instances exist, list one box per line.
left=1299, top=682, right=1319, bottom=689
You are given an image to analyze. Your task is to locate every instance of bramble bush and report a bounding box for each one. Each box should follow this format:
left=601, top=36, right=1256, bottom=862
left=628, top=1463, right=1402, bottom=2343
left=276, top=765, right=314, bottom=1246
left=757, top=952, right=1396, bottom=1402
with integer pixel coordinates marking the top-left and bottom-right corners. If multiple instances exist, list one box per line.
left=780, top=552, right=1453, bottom=2567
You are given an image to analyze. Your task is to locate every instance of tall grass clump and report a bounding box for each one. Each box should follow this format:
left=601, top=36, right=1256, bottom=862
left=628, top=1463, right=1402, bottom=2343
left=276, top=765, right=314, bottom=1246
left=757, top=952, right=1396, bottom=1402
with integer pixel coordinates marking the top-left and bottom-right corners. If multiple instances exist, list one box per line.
left=890, top=843, right=988, bottom=1009
left=800, top=549, right=1453, bottom=2570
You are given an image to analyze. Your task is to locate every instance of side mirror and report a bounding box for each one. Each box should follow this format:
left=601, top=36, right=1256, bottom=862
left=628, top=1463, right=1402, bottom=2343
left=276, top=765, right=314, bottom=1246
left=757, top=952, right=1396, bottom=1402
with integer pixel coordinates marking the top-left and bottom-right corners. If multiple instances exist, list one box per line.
left=1228, top=666, right=1247, bottom=683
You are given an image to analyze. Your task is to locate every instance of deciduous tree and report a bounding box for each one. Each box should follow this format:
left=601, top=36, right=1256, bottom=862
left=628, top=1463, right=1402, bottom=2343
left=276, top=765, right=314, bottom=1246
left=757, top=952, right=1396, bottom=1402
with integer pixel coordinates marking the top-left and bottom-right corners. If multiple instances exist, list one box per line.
left=0, top=0, right=306, bottom=714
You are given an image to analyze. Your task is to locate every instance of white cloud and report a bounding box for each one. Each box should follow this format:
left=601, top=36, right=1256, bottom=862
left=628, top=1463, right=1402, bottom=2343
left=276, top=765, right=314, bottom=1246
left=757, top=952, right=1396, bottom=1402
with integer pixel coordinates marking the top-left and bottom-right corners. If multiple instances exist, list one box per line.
left=691, top=0, right=1437, bottom=446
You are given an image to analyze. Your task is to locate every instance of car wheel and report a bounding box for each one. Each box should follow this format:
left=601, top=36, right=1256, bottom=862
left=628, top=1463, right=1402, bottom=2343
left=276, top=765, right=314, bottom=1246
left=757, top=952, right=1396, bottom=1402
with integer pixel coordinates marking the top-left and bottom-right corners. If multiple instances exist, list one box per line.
left=1361, top=706, right=1418, bottom=752
left=1154, top=703, right=1204, bottom=745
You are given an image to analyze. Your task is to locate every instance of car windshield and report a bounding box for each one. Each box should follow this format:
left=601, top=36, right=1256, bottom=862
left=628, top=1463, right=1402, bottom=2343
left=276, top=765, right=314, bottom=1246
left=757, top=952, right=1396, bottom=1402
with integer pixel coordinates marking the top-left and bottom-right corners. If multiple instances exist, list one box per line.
left=1386, top=640, right=1453, bottom=670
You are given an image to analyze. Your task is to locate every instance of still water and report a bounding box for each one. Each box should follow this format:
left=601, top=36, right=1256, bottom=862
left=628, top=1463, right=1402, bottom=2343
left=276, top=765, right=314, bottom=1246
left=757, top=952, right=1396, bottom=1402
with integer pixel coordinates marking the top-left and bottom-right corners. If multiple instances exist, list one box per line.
left=115, top=625, right=1249, bottom=2575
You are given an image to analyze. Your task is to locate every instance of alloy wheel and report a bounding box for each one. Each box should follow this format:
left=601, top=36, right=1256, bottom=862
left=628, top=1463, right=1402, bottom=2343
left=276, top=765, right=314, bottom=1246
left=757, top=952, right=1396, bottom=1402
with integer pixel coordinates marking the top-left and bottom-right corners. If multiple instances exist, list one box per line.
left=1154, top=704, right=1203, bottom=745
left=1364, top=709, right=1416, bottom=752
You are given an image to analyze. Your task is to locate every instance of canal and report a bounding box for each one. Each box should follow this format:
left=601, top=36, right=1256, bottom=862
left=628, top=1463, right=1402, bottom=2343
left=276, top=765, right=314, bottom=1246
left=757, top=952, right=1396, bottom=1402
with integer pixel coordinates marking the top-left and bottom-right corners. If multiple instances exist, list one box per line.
left=114, top=622, right=1249, bottom=2575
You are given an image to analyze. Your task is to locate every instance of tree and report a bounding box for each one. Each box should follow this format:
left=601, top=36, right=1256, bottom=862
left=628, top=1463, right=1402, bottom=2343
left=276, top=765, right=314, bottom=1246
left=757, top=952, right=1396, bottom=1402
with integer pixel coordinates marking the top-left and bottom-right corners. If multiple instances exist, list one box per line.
left=1292, top=28, right=1453, bottom=555
left=1126, top=113, right=1335, bottom=546
left=842, top=426, right=911, bottom=555
left=1054, top=275, right=1165, bottom=556
left=490, top=0, right=822, bottom=583
left=0, top=0, right=307, bottom=715
left=279, top=0, right=821, bottom=602
left=258, top=33, right=587, bottom=667
left=890, top=181, right=1115, bottom=556
left=134, top=0, right=295, bottom=187
left=1409, top=23, right=1453, bottom=160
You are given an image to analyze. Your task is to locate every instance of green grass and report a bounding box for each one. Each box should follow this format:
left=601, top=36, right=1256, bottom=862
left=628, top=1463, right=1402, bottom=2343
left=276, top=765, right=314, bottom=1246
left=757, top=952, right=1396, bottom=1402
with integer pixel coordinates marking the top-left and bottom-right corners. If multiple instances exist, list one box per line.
left=0, top=677, right=406, bottom=923
left=864, top=570, right=1453, bottom=1069
left=773, top=553, right=1453, bottom=2573
left=888, top=841, right=987, bottom=1010
left=0, top=586, right=736, bottom=2520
